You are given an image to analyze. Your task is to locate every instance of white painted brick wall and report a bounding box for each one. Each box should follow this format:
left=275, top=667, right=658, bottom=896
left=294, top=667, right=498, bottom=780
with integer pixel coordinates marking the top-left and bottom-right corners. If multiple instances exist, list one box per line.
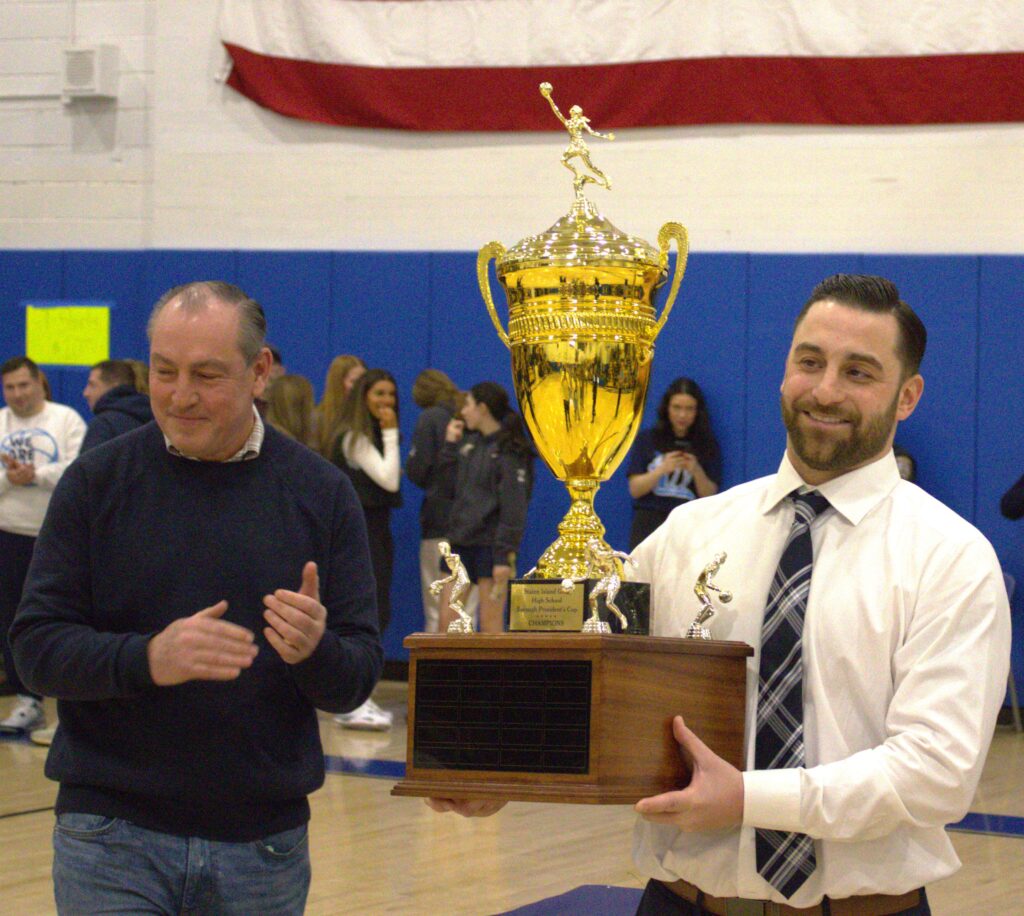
left=1, top=0, right=1022, bottom=252
left=0, top=0, right=153, bottom=247
left=0, top=3, right=69, bottom=41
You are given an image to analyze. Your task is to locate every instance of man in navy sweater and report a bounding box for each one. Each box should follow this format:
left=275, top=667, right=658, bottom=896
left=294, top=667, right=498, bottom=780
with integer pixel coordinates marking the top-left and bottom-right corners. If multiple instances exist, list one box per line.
left=10, top=281, right=383, bottom=915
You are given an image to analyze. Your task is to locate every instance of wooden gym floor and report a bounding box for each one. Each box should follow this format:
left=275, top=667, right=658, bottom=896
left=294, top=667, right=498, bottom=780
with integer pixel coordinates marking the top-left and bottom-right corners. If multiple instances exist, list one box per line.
left=1, top=682, right=1022, bottom=915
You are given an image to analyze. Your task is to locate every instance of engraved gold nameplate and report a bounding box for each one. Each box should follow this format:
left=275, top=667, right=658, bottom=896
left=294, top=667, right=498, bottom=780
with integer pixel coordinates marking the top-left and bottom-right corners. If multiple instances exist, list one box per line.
left=509, top=580, right=586, bottom=631
left=508, top=578, right=650, bottom=633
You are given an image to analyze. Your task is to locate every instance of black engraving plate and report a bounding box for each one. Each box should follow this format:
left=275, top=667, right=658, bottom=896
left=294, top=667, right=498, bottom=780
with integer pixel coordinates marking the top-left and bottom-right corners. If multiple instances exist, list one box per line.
left=413, top=659, right=592, bottom=773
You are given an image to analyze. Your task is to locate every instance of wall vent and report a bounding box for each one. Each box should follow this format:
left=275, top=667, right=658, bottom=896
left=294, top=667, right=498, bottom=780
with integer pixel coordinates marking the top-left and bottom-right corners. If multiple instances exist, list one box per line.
left=62, top=45, right=120, bottom=103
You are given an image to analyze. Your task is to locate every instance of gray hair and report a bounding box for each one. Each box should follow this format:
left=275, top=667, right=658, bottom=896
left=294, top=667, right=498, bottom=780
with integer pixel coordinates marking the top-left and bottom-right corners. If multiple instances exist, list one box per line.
left=147, top=281, right=267, bottom=365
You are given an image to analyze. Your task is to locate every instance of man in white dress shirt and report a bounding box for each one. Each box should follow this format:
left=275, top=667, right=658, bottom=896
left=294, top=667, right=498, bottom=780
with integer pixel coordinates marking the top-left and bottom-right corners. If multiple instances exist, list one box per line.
left=429, top=273, right=1011, bottom=916
left=630, top=274, right=1010, bottom=914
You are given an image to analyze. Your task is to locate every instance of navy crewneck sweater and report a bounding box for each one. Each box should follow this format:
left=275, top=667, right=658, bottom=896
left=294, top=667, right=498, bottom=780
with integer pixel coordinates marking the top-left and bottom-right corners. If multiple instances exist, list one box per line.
left=11, top=421, right=382, bottom=841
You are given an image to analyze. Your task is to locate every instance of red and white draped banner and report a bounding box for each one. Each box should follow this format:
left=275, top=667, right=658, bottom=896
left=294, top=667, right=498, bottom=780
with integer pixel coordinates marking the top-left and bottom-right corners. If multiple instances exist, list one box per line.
left=220, top=0, right=1024, bottom=131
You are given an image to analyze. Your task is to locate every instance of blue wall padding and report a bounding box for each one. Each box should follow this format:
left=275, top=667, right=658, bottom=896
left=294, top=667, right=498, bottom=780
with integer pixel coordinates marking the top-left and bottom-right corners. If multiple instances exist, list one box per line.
left=0, top=251, right=63, bottom=370
left=1, top=250, right=1021, bottom=686
left=977, top=257, right=1024, bottom=693
left=861, top=255, right=980, bottom=520
left=237, top=251, right=334, bottom=387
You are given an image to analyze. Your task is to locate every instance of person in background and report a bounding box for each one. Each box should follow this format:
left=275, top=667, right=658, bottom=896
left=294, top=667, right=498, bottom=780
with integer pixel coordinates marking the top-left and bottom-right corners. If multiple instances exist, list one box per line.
left=626, top=376, right=721, bottom=549
left=318, top=354, right=366, bottom=458
left=80, top=359, right=154, bottom=453
left=405, top=369, right=478, bottom=632
left=438, top=382, right=534, bottom=634
left=331, top=368, right=400, bottom=730
left=893, top=444, right=917, bottom=482
left=265, top=374, right=316, bottom=449
left=255, top=344, right=285, bottom=417
left=0, top=357, right=86, bottom=733
left=1000, top=472, right=1024, bottom=520
left=125, top=359, right=149, bottom=395
left=10, top=281, right=381, bottom=914
left=267, top=344, right=286, bottom=383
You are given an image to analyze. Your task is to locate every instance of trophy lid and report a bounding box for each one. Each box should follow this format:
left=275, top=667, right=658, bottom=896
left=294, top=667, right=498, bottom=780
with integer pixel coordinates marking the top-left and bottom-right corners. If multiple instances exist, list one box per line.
left=497, top=196, right=663, bottom=275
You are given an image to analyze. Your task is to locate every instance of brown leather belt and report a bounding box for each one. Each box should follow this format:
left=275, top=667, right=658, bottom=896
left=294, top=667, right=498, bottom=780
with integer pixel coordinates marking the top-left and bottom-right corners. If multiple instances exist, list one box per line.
left=659, top=878, right=923, bottom=916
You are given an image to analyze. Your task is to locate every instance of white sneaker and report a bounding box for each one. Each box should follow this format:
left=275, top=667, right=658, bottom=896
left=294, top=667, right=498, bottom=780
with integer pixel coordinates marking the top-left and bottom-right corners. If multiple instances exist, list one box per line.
left=0, top=696, right=45, bottom=734
left=30, top=724, right=57, bottom=746
left=334, top=698, right=393, bottom=731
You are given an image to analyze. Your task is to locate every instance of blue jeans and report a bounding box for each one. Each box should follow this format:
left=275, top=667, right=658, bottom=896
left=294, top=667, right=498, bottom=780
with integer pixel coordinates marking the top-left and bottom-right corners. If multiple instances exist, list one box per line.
left=53, top=814, right=310, bottom=915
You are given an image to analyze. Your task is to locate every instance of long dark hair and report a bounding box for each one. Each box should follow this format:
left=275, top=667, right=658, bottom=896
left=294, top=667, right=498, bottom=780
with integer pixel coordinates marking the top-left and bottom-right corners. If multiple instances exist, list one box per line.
left=653, top=377, right=719, bottom=462
left=470, top=381, right=533, bottom=459
left=336, top=368, right=398, bottom=452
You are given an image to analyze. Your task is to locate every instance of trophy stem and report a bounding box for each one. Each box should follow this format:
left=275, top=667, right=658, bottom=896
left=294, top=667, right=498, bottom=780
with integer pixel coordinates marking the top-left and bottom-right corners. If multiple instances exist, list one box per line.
left=535, top=479, right=608, bottom=580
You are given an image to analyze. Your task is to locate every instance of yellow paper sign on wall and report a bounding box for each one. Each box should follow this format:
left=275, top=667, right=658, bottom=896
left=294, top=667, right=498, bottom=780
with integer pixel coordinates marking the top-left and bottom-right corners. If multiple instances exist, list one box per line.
left=25, top=304, right=111, bottom=366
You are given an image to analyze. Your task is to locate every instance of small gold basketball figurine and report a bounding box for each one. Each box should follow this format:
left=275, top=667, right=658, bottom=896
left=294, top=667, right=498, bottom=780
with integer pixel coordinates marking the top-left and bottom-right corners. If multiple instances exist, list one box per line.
left=540, top=82, right=615, bottom=198
left=562, top=538, right=637, bottom=634
left=430, top=541, right=473, bottom=634
left=686, top=552, right=733, bottom=640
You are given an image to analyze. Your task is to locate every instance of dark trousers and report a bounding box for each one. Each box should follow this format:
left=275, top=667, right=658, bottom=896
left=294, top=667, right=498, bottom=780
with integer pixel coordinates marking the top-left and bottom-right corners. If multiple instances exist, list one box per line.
left=362, top=506, right=393, bottom=638
left=0, top=528, right=39, bottom=698
left=635, top=879, right=932, bottom=915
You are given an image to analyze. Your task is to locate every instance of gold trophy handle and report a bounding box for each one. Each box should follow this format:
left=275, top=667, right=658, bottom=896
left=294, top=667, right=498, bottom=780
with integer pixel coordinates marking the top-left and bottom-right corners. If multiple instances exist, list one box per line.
left=653, top=222, right=689, bottom=339
left=477, top=241, right=510, bottom=349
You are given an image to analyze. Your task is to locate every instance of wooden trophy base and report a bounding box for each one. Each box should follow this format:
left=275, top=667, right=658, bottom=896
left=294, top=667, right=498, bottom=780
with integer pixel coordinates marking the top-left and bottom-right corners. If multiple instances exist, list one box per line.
left=391, top=633, right=752, bottom=805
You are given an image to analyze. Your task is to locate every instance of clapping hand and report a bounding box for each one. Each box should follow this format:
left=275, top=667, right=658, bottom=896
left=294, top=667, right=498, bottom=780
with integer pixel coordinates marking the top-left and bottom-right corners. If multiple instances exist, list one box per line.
left=3, top=455, right=35, bottom=486
left=262, top=561, right=327, bottom=664
left=147, top=600, right=258, bottom=686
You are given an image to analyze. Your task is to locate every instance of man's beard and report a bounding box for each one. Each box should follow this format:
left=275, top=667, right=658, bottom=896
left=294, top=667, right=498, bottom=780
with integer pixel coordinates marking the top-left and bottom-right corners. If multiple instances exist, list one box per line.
left=781, top=392, right=898, bottom=473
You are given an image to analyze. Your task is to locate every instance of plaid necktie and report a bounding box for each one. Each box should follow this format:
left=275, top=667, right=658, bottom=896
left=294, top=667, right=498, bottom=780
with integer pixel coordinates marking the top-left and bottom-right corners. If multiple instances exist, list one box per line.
left=754, top=489, right=831, bottom=899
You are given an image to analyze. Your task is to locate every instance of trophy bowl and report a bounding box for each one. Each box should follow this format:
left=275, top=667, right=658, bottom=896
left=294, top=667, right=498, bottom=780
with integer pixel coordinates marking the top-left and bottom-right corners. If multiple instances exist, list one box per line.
left=478, top=197, right=688, bottom=580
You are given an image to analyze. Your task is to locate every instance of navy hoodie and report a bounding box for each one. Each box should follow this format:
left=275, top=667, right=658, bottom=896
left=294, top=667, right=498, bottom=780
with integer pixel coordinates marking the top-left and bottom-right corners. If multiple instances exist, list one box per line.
left=80, top=384, right=154, bottom=453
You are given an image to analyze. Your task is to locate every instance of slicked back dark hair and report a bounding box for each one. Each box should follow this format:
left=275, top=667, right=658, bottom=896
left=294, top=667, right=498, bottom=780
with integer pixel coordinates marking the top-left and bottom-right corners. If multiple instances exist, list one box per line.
left=1, top=356, right=40, bottom=379
left=794, top=274, right=927, bottom=377
left=147, top=281, right=267, bottom=365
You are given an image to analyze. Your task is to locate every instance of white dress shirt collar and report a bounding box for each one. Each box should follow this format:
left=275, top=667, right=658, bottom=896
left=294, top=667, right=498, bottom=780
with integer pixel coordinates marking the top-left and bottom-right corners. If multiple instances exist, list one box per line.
left=761, top=449, right=902, bottom=526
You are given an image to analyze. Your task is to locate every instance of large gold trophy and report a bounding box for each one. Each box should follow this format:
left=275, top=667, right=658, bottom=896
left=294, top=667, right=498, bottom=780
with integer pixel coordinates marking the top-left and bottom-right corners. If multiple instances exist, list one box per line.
left=478, top=83, right=688, bottom=583
left=392, top=85, right=751, bottom=806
